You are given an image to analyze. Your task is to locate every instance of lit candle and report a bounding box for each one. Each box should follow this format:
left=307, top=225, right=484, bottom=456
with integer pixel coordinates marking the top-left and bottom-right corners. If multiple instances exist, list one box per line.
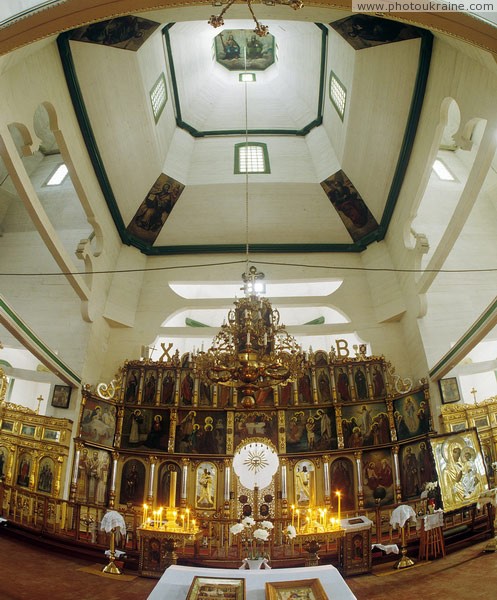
left=336, top=491, right=341, bottom=524
left=186, top=507, right=190, bottom=530
left=291, top=504, right=295, bottom=528
left=296, top=509, right=300, bottom=532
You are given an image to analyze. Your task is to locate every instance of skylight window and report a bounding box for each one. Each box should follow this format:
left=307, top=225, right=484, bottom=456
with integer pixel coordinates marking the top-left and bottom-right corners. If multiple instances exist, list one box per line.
left=235, top=142, right=270, bottom=174
left=239, top=73, right=256, bottom=82
left=432, top=159, right=455, bottom=181
left=45, top=164, right=68, bottom=186
left=329, top=70, right=346, bottom=120
left=150, top=73, right=167, bottom=123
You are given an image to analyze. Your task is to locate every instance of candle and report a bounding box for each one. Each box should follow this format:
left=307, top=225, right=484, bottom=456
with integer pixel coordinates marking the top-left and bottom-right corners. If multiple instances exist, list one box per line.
left=296, top=509, right=300, bottom=532
left=291, top=505, right=295, bottom=528
left=336, top=491, right=341, bottom=524
left=169, top=472, right=177, bottom=508
left=324, top=508, right=328, bottom=529
left=181, top=514, right=185, bottom=531
left=192, top=519, right=196, bottom=530
left=153, top=511, right=157, bottom=528
left=186, top=507, right=190, bottom=530
left=158, top=507, right=163, bottom=528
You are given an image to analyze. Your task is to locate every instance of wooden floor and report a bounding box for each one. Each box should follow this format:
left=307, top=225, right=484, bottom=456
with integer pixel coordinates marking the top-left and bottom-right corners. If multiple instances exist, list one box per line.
left=0, top=530, right=496, bottom=600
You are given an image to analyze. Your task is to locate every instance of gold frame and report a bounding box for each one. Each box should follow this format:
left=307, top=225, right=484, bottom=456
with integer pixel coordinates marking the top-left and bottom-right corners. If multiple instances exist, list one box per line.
left=429, top=429, right=488, bottom=512
left=186, top=576, right=245, bottom=600
left=265, top=578, right=328, bottom=600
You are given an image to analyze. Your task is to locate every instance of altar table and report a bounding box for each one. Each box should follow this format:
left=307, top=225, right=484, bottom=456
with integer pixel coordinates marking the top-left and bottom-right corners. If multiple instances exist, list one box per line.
left=147, top=564, right=357, bottom=600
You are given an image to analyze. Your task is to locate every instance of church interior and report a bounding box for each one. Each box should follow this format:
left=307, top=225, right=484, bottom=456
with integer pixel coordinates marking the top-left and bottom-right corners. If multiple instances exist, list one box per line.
left=1, top=1, right=497, bottom=598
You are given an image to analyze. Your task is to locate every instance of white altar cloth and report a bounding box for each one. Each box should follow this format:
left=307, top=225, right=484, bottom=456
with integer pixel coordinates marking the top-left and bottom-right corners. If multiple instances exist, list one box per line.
left=147, top=564, right=357, bottom=600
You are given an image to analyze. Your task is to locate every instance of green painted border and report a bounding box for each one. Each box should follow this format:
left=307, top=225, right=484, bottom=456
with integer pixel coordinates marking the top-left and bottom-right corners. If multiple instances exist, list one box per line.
left=0, top=296, right=81, bottom=385
left=234, top=142, right=270, bottom=174
left=429, top=296, right=497, bottom=380
left=57, top=25, right=432, bottom=256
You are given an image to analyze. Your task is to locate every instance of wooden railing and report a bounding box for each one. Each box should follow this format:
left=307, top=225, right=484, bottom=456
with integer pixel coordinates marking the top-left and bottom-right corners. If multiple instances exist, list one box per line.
left=0, top=482, right=490, bottom=564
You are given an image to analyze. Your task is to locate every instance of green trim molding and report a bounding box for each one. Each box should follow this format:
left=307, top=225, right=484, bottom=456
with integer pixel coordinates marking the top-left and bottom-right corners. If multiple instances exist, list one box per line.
left=429, top=295, right=497, bottom=381
left=0, top=294, right=81, bottom=387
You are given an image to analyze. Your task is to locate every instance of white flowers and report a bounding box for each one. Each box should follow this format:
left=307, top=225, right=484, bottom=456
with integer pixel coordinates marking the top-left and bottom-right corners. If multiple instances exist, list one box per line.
left=285, top=524, right=297, bottom=539
left=425, top=481, right=438, bottom=492
left=230, top=522, right=245, bottom=535
left=230, top=517, right=273, bottom=544
left=253, top=528, right=270, bottom=541
left=492, top=462, right=497, bottom=471
left=230, top=516, right=274, bottom=559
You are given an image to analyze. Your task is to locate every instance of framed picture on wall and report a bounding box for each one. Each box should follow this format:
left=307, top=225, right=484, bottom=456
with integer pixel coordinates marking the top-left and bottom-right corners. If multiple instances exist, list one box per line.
left=51, top=385, right=71, bottom=409
left=439, top=377, right=460, bottom=404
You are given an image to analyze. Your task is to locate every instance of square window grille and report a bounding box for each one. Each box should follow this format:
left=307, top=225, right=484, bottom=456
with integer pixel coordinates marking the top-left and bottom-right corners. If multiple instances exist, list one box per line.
left=329, top=71, right=346, bottom=120
left=150, top=73, right=167, bottom=123
left=235, top=143, right=270, bottom=174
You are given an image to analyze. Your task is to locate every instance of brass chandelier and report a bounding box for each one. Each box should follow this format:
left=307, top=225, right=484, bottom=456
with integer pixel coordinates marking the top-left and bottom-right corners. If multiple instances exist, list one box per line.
left=208, top=0, right=304, bottom=37
left=196, top=266, right=305, bottom=408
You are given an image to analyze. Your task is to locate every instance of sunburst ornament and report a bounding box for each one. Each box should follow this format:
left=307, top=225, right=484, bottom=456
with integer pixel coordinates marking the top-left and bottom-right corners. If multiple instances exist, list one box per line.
left=233, top=441, right=279, bottom=490
left=244, top=446, right=269, bottom=474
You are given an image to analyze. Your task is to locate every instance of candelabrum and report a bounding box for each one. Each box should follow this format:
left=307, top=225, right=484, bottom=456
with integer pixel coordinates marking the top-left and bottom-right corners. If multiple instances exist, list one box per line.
left=141, top=504, right=198, bottom=534
left=195, top=268, right=305, bottom=409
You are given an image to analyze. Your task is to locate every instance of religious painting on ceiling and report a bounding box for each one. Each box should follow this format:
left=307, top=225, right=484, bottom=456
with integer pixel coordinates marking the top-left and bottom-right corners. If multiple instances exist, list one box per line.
left=285, top=407, right=337, bottom=453
left=214, top=30, right=275, bottom=71
left=393, top=390, right=431, bottom=441
left=175, top=410, right=227, bottom=454
left=69, top=15, right=160, bottom=51
left=361, top=448, right=395, bottom=508
left=429, top=430, right=488, bottom=513
left=330, top=14, right=421, bottom=51
left=126, top=173, right=185, bottom=245
left=233, top=410, right=278, bottom=449
left=321, top=170, right=379, bottom=242
left=121, top=408, right=170, bottom=451
left=80, top=397, right=117, bottom=447
left=341, top=402, right=390, bottom=448
left=399, top=439, right=436, bottom=501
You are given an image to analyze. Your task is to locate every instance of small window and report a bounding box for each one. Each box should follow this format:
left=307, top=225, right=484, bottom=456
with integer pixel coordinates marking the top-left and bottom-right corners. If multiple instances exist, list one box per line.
left=150, top=73, right=167, bottom=123
left=432, top=158, right=456, bottom=181
left=44, top=164, right=68, bottom=186
left=234, top=143, right=270, bottom=174
left=329, top=70, right=346, bottom=120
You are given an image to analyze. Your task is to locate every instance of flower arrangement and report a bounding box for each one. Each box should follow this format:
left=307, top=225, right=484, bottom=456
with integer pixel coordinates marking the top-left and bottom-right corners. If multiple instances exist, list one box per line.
left=284, top=524, right=297, bottom=540
left=491, top=462, right=497, bottom=472
left=230, top=516, right=274, bottom=559
left=425, top=481, right=438, bottom=493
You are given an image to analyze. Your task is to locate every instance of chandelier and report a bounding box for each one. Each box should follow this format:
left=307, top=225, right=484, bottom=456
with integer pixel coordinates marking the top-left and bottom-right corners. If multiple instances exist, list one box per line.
left=208, top=0, right=304, bottom=37
left=195, top=266, right=305, bottom=408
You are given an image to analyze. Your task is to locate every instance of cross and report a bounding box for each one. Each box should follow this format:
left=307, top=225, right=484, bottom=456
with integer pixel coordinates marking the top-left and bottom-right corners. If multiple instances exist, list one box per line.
left=36, top=395, right=44, bottom=414
left=470, top=387, right=477, bottom=405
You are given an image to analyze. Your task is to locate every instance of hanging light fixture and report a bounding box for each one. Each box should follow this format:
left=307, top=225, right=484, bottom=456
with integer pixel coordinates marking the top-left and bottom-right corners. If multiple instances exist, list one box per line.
left=195, top=52, right=305, bottom=408
left=196, top=266, right=305, bottom=409
left=208, top=0, right=304, bottom=37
